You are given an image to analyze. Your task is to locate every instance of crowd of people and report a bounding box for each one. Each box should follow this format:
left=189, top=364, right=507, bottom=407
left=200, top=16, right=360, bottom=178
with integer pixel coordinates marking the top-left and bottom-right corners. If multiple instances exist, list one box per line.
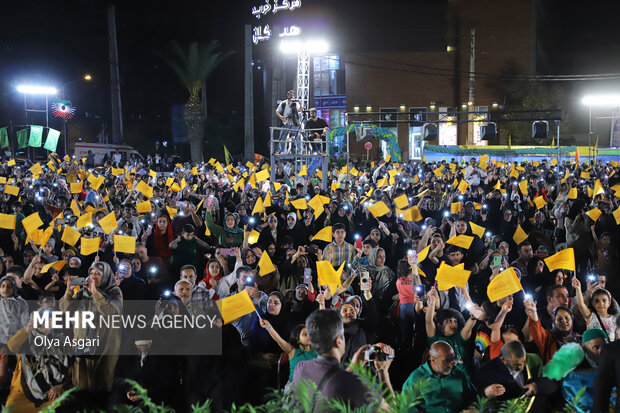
left=0, top=150, right=619, bottom=412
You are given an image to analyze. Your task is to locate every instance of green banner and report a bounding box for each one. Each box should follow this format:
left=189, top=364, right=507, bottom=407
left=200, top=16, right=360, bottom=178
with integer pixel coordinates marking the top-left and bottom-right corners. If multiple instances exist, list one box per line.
left=0, top=127, right=8, bottom=148
left=29, top=125, right=43, bottom=147
left=44, top=128, right=61, bottom=152
left=17, top=129, right=29, bottom=149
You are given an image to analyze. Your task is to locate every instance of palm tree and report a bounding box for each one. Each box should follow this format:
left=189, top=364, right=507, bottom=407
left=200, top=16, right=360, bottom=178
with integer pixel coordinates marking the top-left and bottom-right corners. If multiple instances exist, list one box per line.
left=162, top=41, right=234, bottom=163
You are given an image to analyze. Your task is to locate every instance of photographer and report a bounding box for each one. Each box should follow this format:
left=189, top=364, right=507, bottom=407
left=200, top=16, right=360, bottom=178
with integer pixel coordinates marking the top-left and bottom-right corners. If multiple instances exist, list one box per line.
left=275, top=90, right=303, bottom=154
left=291, top=310, right=394, bottom=411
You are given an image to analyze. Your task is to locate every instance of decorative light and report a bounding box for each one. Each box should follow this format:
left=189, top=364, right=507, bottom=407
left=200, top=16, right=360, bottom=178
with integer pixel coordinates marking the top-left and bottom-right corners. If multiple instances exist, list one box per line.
left=51, top=98, right=76, bottom=119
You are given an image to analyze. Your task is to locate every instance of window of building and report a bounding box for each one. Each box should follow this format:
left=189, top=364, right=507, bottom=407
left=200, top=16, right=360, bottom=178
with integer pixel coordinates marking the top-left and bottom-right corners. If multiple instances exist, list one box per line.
left=313, top=55, right=343, bottom=97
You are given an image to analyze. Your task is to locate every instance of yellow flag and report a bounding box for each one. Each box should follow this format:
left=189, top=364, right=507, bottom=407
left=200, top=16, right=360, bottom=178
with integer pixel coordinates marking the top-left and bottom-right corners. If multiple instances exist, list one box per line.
left=216, top=290, right=256, bottom=324
left=550, top=158, right=557, bottom=166
left=586, top=208, right=602, bottom=222
left=376, top=178, right=388, bottom=188
left=417, top=245, right=430, bottom=263
left=533, top=195, right=547, bottom=210
left=80, top=237, right=100, bottom=256
left=568, top=187, right=578, bottom=199
left=135, top=181, right=154, bottom=198
left=308, top=194, right=324, bottom=211
left=255, top=169, right=270, bottom=182
left=580, top=171, right=590, bottom=179
left=76, top=212, right=93, bottom=229
left=394, top=194, right=409, bottom=209
left=513, top=225, right=528, bottom=245
left=487, top=267, right=523, bottom=302
left=469, top=222, right=485, bottom=238
left=450, top=202, right=462, bottom=214
left=257, top=252, right=276, bottom=276
left=22, top=212, right=43, bottom=236
left=264, top=192, right=272, bottom=207
left=166, top=206, right=178, bottom=218
left=291, top=198, right=308, bottom=210
left=367, top=201, right=390, bottom=218
left=314, top=204, right=325, bottom=219
left=544, top=248, right=575, bottom=272
left=457, top=179, right=469, bottom=194
left=593, top=180, right=605, bottom=198
left=611, top=184, right=620, bottom=198
left=435, top=262, right=471, bottom=290
left=519, top=180, right=528, bottom=196
left=61, top=225, right=81, bottom=247
left=4, top=185, right=20, bottom=196
left=248, top=229, right=260, bottom=245
left=114, top=234, right=136, bottom=254
left=112, top=167, right=125, bottom=176
left=99, top=211, right=118, bottom=234
left=446, top=234, right=474, bottom=249
left=70, top=182, right=83, bottom=194
left=137, top=200, right=152, bottom=213
left=316, top=261, right=344, bottom=295
left=312, top=226, right=333, bottom=243
left=41, top=260, right=67, bottom=274
left=0, top=213, right=16, bottom=230
left=88, top=175, right=105, bottom=191
left=297, top=165, right=308, bottom=176
left=251, top=197, right=265, bottom=215
left=30, top=163, right=43, bottom=176
left=39, top=227, right=54, bottom=249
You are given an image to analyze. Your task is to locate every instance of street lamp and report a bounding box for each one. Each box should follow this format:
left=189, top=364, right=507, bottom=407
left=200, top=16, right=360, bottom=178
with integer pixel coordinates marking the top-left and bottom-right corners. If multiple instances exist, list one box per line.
left=581, top=94, right=620, bottom=156
left=61, top=74, right=93, bottom=155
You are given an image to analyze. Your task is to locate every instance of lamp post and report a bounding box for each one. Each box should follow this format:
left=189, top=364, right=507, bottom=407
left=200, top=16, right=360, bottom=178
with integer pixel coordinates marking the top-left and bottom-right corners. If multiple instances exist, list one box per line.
left=61, top=74, right=92, bottom=155
left=582, top=94, right=620, bottom=160
left=16, top=85, right=57, bottom=159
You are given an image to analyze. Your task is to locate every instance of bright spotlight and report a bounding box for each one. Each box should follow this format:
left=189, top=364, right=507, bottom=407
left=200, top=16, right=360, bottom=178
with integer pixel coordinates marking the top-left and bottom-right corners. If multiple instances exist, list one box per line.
left=279, top=39, right=328, bottom=54
left=582, top=94, right=620, bottom=106
left=17, top=85, right=58, bottom=95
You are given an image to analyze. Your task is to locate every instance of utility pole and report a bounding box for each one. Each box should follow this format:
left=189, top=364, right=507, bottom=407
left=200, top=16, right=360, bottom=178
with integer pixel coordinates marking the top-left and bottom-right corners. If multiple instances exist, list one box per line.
left=108, top=5, right=124, bottom=144
left=244, top=24, right=255, bottom=162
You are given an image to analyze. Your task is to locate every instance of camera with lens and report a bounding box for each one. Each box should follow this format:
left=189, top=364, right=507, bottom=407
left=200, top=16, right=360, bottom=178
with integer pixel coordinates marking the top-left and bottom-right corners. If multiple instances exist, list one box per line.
left=364, top=344, right=394, bottom=362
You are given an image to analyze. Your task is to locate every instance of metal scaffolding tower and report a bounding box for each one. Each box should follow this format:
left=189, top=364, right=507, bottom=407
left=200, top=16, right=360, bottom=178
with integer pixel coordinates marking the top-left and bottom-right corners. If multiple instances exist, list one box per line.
left=296, top=51, right=310, bottom=112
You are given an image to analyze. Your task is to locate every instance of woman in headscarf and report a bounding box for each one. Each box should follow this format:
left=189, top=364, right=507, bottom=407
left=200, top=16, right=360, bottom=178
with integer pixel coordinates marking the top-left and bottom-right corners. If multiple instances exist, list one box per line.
left=5, top=311, right=72, bottom=413
left=59, top=261, right=122, bottom=392
left=205, top=210, right=244, bottom=247
left=282, top=212, right=307, bottom=248
left=0, top=275, right=29, bottom=389
left=359, top=247, right=397, bottom=314
left=199, top=259, right=224, bottom=294
left=339, top=292, right=377, bottom=364
left=146, top=215, right=174, bottom=264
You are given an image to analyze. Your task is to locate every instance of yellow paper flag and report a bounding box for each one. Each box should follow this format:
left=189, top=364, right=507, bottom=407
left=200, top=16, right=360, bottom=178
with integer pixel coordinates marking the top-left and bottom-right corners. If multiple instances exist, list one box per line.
left=513, top=225, right=528, bottom=245
left=80, top=237, right=100, bottom=256
left=312, top=226, right=333, bottom=243
left=291, top=198, right=308, bottom=210
left=0, top=213, right=16, bottom=230
left=98, top=211, right=118, bottom=234
left=255, top=169, right=270, bottom=182
left=446, top=234, right=474, bottom=249
left=394, top=194, right=409, bottom=209
left=166, top=206, right=178, bottom=218
left=252, top=197, right=265, bottom=215
left=135, top=181, right=154, bottom=198
left=469, top=222, right=485, bottom=238
left=216, top=290, right=256, bottom=324
left=70, top=182, right=83, bottom=194
left=41, top=260, right=67, bottom=274
left=593, top=180, right=605, bottom=198
left=61, top=225, right=81, bottom=247
left=487, top=267, right=523, bottom=302
left=4, top=185, right=20, bottom=196
left=586, top=208, right=602, bottom=222
left=450, top=202, right=462, bottom=214
left=544, top=248, right=575, bottom=272
left=257, top=251, right=276, bottom=276
left=417, top=245, right=430, bottom=263
left=612, top=205, right=620, bottom=225
left=568, top=187, right=578, bottom=200
left=367, top=201, right=390, bottom=218
left=297, top=165, right=308, bottom=176
left=248, top=229, right=260, bottom=245
left=114, top=234, right=136, bottom=254
left=435, top=262, right=471, bottom=290
left=316, top=261, right=344, bottom=294
left=22, top=212, right=43, bottom=236
left=76, top=212, right=93, bottom=229
left=136, top=200, right=152, bottom=213
left=533, top=195, right=547, bottom=210
left=519, top=180, right=528, bottom=196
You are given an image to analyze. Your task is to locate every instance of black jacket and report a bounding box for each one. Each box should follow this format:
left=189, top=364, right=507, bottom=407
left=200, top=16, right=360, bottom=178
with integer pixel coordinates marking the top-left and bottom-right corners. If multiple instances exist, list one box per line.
left=592, top=340, right=620, bottom=412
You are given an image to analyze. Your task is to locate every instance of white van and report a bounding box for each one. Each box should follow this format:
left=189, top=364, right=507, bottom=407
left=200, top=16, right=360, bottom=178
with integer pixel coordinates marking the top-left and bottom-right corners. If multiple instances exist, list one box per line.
left=74, top=143, right=143, bottom=166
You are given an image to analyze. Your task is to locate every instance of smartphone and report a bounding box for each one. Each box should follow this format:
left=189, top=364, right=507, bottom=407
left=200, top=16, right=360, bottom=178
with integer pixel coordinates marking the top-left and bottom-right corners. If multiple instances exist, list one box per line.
left=303, top=268, right=312, bottom=285
left=407, top=249, right=418, bottom=263
left=360, top=271, right=371, bottom=292
left=70, top=277, right=87, bottom=286
left=493, top=255, right=502, bottom=268
left=413, top=285, right=424, bottom=295
left=355, top=237, right=362, bottom=249
left=219, top=248, right=234, bottom=256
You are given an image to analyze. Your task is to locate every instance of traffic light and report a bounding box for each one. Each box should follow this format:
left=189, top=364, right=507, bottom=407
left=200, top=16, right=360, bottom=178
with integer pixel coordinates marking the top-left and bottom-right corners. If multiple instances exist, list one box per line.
left=532, top=121, right=549, bottom=140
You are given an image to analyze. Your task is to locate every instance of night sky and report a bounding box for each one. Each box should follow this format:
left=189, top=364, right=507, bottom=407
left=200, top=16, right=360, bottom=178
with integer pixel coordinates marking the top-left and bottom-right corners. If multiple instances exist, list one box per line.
left=2, top=0, right=620, bottom=155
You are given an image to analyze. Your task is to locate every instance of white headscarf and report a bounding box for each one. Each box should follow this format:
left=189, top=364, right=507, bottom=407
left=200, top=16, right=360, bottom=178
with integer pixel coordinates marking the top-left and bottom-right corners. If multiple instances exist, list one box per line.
left=286, top=212, right=297, bottom=229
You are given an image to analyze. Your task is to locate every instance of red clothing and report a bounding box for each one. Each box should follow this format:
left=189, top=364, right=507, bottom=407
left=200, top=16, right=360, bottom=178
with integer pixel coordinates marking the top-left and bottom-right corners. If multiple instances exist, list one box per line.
left=528, top=317, right=558, bottom=363
left=150, top=221, right=173, bottom=260
left=200, top=259, right=223, bottom=291
left=396, top=276, right=417, bottom=304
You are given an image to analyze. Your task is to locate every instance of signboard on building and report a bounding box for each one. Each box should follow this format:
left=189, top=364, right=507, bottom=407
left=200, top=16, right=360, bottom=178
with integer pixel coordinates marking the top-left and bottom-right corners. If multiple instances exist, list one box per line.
left=250, top=0, right=303, bottom=44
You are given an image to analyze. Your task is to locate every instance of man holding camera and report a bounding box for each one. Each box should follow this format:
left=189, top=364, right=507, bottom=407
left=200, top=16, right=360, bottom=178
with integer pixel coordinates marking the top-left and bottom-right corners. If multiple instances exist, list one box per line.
left=292, top=310, right=394, bottom=410
left=275, top=90, right=303, bottom=154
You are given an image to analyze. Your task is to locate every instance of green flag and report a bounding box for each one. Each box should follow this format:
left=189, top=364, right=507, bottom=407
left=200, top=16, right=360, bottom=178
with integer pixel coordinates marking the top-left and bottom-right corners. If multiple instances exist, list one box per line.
left=44, top=128, right=61, bottom=152
left=0, top=127, right=8, bottom=148
left=17, top=129, right=29, bottom=149
left=29, top=126, right=43, bottom=147
left=223, top=145, right=232, bottom=165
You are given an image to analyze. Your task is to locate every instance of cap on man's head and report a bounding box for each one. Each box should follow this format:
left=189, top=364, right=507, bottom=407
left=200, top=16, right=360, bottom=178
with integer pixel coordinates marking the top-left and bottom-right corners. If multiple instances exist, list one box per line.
left=582, top=328, right=608, bottom=343
left=182, top=224, right=195, bottom=234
